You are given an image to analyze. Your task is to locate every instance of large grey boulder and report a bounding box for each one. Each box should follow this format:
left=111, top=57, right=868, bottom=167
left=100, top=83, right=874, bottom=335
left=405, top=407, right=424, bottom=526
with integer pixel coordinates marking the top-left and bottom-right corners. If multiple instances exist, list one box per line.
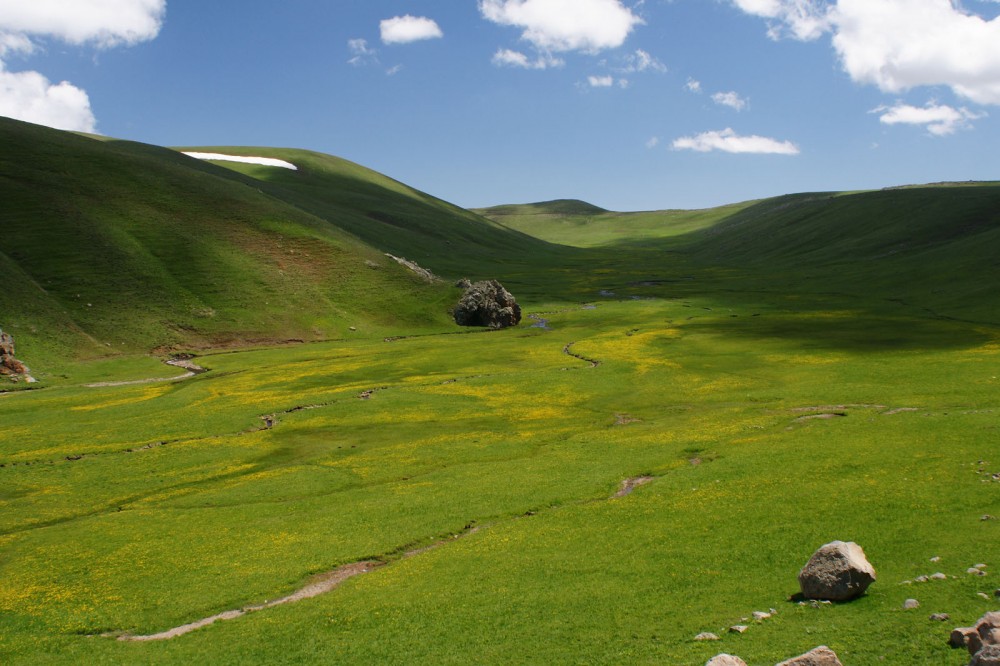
left=453, top=280, right=522, bottom=329
left=798, top=541, right=876, bottom=601
left=775, top=645, right=843, bottom=665
left=0, top=329, right=28, bottom=376
left=706, top=655, right=747, bottom=666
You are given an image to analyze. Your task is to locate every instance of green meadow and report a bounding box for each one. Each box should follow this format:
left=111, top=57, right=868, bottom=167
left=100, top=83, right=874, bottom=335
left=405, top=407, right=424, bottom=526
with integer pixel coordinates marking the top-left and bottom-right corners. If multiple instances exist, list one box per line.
left=1, top=118, right=998, bottom=664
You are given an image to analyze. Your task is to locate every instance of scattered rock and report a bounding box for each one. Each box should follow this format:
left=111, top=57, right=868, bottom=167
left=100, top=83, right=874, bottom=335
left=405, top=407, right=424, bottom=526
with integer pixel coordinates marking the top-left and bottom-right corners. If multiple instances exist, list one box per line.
left=455, top=278, right=472, bottom=289
left=706, top=655, right=747, bottom=666
left=931, top=572, right=948, bottom=581
left=385, top=254, right=439, bottom=283
left=970, top=568, right=987, bottom=576
left=930, top=613, right=951, bottom=622
left=694, top=632, right=720, bottom=642
left=729, top=625, right=749, bottom=634
left=776, top=645, right=843, bottom=666
left=915, top=575, right=930, bottom=583
left=975, top=564, right=989, bottom=570
left=931, top=556, right=942, bottom=563
left=982, top=515, right=995, bottom=521
left=0, top=328, right=30, bottom=379
left=978, top=593, right=991, bottom=601
left=972, top=645, right=1000, bottom=665
left=453, top=280, right=522, bottom=329
left=798, top=541, right=877, bottom=601
left=903, top=599, right=920, bottom=610
left=953, top=612, right=1000, bottom=657
left=752, top=610, right=772, bottom=621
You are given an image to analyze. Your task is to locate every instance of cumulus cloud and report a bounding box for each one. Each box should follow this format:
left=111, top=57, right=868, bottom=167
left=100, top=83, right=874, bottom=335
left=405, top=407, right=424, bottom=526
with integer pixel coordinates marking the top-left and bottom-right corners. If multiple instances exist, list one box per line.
left=712, top=90, right=749, bottom=111
left=686, top=78, right=703, bottom=93
left=622, top=49, right=666, bottom=73
left=874, top=101, right=985, bottom=135
left=379, top=15, right=443, bottom=45
left=0, top=63, right=95, bottom=132
left=0, top=0, right=164, bottom=132
left=480, top=0, right=643, bottom=53
left=672, top=128, right=800, bottom=154
left=732, top=0, right=1000, bottom=106
left=0, top=0, right=165, bottom=47
left=491, top=47, right=564, bottom=69
left=588, top=74, right=615, bottom=87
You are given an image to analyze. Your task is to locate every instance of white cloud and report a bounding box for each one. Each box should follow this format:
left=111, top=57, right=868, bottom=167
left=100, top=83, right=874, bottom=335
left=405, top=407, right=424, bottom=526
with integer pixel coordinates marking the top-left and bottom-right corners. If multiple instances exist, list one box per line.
left=712, top=90, right=749, bottom=111
left=588, top=74, right=614, bottom=87
left=874, top=101, right=985, bottom=135
left=0, top=62, right=95, bottom=132
left=0, top=0, right=164, bottom=133
left=380, top=15, right=443, bottom=45
left=480, top=0, right=643, bottom=53
left=686, top=78, right=703, bottom=93
left=732, top=0, right=1000, bottom=106
left=182, top=152, right=298, bottom=170
left=491, top=47, right=564, bottom=69
left=645, top=136, right=660, bottom=149
left=731, top=0, right=831, bottom=40
left=672, top=128, right=800, bottom=154
left=0, top=0, right=165, bottom=48
left=832, top=0, right=1000, bottom=105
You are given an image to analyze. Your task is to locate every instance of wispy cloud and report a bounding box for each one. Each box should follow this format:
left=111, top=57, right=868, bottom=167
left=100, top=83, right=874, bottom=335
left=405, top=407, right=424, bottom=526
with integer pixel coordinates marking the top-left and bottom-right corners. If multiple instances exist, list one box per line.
left=380, top=15, right=443, bottom=45
left=347, top=38, right=378, bottom=66
left=874, top=102, right=985, bottom=136
left=672, top=128, right=800, bottom=155
left=685, top=78, right=702, bottom=93
left=491, top=48, right=564, bottom=69
left=711, top=90, right=749, bottom=111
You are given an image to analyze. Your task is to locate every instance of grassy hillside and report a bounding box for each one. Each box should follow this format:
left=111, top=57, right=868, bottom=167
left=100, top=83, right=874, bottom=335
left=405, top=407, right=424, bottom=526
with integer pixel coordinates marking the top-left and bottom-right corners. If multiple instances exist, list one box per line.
left=0, top=119, right=564, bottom=377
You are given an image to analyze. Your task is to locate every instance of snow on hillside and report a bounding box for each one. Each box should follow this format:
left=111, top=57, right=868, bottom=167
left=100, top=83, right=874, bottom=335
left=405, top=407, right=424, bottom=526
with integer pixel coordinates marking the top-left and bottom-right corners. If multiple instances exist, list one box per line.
left=182, top=152, right=298, bottom=170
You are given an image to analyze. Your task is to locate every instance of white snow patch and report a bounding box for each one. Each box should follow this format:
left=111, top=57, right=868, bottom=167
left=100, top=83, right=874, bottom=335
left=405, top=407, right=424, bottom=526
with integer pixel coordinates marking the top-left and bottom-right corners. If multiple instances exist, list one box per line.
left=182, top=152, right=298, bottom=170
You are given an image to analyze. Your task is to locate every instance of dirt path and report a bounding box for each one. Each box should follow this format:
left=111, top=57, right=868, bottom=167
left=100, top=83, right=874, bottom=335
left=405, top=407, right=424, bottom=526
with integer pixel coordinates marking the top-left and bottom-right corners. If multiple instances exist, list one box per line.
left=85, top=357, right=208, bottom=388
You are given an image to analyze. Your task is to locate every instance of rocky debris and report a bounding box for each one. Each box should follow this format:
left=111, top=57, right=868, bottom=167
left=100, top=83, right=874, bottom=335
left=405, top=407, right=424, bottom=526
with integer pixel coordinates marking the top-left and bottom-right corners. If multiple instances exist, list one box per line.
left=706, top=655, right=747, bottom=666
left=0, top=328, right=31, bottom=380
left=694, top=632, right=720, bottom=641
left=973, top=645, right=1000, bottom=665
left=969, top=568, right=988, bottom=576
left=453, top=280, right=522, bottom=329
left=775, top=645, right=843, bottom=666
left=930, top=613, right=952, bottom=622
left=729, top=625, right=749, bottom=634
left=951, top=627, right=980, bottom=650
left=931, top=572, right=948, bottom=581
left=385, top=254, right=439, bottom=283
left=903, top=598, right=920, bottom=610
left=752, top=610, right=773, bottom=621
left=798, top=541, right=877, bottom=601
left=455, top=278, right=472, bottom=289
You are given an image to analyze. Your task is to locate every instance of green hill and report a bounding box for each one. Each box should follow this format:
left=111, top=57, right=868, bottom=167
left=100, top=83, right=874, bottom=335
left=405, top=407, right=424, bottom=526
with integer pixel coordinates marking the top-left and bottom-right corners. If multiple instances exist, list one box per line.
left=0, top=118, right=563, bottom=374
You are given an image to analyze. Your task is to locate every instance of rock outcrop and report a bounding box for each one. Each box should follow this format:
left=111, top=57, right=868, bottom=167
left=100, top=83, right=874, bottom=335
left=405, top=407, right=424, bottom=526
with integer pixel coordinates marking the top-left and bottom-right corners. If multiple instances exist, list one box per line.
left=453, top=279, right=522, bottom=329
left=776, top=645, right=844, bottom=666
left=0, top=328, right=29, bottom=378
left=798, top=541, right=876, bottom=601
left=955, top=612, right=1000, bottom=663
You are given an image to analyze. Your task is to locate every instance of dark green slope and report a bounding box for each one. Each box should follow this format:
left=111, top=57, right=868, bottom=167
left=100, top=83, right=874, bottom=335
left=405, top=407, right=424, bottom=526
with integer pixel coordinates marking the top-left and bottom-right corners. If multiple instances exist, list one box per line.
left=0, top=118, right=487, bottom=369
left=176, top=147, right=568, bottom=276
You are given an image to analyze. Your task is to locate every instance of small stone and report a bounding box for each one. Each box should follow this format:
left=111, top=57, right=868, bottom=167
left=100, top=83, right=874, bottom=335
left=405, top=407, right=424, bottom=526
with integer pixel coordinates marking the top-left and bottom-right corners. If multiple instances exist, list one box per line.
left=975, top=564, right=989, bottom=569
left=930, top=572, right=948, bottom=580
left=979, top=593, right=992, bottom=600
left=776, top=645, right=844, bottom=666
left=752, top=611, right=772, bottom=621
left=705, top=655, right=747, bottom=666
left=694, top=632, right=720, bottom=642
left=982, top=515, right=995, bottom=521
left=903, top=598, right=920, bottom=610
left=969, top=568, right=987, bottom=576
left=729, top=625, right=749, bottom=634
left=915, top=575, right=929, bottom=583
left=930, top=613, right=951, bottom=621
left=930, top=556, right=942, bottom=563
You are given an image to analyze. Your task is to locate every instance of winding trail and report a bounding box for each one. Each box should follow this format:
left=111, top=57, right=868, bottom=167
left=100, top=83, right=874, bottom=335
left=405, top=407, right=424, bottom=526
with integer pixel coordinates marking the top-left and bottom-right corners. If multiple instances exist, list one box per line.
left=85, top=357, right=208, bottom=388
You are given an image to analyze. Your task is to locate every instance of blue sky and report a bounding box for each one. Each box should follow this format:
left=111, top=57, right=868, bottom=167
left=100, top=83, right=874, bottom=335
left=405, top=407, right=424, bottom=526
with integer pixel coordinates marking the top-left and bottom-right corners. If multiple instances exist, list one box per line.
left=1, top=0, right=999, bottom=210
